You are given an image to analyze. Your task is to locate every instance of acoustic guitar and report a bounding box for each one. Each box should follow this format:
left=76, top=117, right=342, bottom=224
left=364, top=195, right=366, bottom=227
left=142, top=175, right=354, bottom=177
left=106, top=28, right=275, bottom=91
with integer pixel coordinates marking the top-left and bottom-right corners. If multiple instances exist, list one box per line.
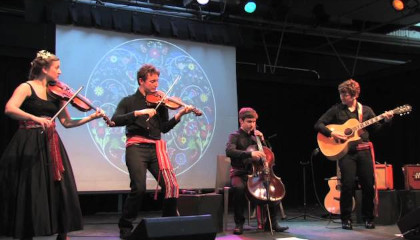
left=317, top=104, right=412, bottom=161
left=324, top=161, right=355, bottom=214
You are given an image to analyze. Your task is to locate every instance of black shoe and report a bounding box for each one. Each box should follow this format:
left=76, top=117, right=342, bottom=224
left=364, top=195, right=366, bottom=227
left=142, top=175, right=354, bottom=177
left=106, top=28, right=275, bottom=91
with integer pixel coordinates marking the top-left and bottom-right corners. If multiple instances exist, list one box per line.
left=264, top=222, right=289, bottom=232
left=56, top=233, right=67, bottom=240
left=365, top=220, right=375, bottom=229
left=342, top=220, right=353, bottom=230
left=273, top=224, right=289, bottom=232
left=120, top=228, right=132, bottom=239
left=233, top=224, right=244, bottom=235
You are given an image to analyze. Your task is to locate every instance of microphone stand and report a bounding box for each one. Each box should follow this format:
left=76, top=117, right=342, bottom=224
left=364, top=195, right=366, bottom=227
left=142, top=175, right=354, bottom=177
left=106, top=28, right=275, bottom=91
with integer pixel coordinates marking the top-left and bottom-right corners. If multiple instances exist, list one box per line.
left=287, top=148, right=324, bottom=221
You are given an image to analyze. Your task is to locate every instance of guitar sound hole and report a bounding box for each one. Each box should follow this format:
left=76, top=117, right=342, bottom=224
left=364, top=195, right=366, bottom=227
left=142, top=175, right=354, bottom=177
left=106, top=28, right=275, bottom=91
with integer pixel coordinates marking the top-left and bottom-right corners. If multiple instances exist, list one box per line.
left=344, top=128, right=353, bottom=136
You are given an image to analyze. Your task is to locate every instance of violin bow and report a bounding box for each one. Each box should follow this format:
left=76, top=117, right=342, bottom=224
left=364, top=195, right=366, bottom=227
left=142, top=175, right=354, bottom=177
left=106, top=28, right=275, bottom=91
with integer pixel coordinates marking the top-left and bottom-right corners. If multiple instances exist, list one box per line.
left=146, top=75, right=181, bottom=121
left=50, top=86, right=83, bottom=122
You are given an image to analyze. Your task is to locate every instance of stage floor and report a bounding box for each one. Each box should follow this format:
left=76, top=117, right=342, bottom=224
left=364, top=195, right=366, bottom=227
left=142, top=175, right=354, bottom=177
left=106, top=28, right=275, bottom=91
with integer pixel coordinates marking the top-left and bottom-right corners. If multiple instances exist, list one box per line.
left=0, top=207, right=403, bottom=240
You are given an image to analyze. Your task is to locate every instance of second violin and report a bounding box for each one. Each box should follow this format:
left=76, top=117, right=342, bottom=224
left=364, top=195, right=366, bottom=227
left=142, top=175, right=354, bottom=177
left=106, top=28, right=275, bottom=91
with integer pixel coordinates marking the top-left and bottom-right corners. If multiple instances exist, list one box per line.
left=146, top=90, right=203, bottom=116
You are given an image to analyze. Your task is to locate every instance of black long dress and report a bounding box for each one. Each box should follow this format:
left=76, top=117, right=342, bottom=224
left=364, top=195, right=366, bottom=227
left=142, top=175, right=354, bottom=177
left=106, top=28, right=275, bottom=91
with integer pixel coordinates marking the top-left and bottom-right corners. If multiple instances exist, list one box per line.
left=0, top=83, right=83, bottom=239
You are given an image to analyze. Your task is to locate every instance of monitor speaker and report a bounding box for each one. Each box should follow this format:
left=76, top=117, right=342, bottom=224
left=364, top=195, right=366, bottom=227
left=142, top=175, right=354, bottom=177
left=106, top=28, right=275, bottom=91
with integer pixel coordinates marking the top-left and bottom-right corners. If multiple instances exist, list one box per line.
left=128, top=214, right=216, bottom=240
left=397, top=207, right=420, bottom=240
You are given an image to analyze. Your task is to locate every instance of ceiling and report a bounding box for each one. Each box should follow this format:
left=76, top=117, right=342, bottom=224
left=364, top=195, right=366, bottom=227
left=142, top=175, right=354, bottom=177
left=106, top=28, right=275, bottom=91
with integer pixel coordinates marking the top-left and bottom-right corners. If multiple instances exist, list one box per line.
left=3, top=0, right=420, bottom=81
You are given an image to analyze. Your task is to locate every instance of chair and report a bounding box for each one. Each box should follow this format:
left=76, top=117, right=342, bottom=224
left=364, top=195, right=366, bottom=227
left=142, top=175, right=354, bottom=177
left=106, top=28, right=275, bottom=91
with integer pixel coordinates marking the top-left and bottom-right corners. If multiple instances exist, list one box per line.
left=215, top=155, right=287, bottom=232
left=215, top=155, right=253, bottom=231
left=215, top=155, right=232, bottom=231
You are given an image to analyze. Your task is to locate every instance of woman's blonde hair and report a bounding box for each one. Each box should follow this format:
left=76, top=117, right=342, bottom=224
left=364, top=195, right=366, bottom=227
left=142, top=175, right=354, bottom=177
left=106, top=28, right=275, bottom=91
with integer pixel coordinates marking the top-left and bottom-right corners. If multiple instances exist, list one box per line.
left=28, top=50, right=59, bottom=80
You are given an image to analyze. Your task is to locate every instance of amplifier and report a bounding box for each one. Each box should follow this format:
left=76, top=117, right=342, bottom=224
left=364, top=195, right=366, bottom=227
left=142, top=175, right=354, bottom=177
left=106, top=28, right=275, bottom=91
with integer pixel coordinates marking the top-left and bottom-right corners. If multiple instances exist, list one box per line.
left=403, top=164, right=420, bottom=190
left=375, top=164, right=394, bottom=190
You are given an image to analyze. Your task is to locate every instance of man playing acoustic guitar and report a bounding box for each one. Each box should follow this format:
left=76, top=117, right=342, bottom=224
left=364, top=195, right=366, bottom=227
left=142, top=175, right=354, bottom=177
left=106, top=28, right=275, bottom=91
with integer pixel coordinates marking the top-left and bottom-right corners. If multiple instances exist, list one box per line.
left=314, top=79, right=393, bottom=230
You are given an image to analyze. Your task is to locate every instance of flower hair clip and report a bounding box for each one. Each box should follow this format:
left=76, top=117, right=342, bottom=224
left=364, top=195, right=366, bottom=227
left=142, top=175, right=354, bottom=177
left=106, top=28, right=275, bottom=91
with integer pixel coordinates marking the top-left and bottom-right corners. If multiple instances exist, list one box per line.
left=37, top=50, right=54, bottom=60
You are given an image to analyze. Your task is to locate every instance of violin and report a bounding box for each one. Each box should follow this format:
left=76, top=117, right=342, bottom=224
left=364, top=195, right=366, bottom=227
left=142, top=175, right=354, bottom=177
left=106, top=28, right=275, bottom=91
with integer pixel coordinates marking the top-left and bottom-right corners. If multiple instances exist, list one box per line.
left=145, top=90, right=203, bottom=116
left=246, top=135, right=285, bottom=206
left=47, top=81, right=115, bottom=127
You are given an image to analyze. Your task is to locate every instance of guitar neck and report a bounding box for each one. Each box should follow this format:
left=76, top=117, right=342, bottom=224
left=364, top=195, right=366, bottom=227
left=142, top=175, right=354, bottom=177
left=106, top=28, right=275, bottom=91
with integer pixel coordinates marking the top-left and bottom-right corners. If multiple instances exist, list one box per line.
left=354, top=112, right=389, bottom=131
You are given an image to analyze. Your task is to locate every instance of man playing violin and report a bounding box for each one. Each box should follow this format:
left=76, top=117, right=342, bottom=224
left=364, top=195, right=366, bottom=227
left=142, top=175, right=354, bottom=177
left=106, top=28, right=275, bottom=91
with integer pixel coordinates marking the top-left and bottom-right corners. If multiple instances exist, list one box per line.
left=226, top=107, right=288, bottom=235
left=111, top=64, right=194, bottom=239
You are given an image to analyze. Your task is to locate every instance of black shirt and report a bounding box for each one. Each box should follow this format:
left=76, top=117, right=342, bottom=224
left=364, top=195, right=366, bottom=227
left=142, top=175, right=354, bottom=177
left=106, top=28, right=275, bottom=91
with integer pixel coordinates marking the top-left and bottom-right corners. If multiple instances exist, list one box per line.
left=111, top=89, right=179, bottom=140
left=225, top=128, right=257, bottom=176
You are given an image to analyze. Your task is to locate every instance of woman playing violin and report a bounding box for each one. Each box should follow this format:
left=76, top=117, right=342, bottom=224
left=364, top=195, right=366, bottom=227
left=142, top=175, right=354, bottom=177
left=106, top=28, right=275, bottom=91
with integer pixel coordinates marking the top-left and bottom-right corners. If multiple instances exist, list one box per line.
left=0, top=50, right=105, bottom=240
left=226, top=107, right=288, bottom=235
left=111, top=64, right=194, bottom=240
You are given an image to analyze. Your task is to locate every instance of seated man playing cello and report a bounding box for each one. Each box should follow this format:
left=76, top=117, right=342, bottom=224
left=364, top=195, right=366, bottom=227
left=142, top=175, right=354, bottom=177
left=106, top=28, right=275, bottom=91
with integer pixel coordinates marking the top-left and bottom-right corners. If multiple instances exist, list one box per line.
left=225, top=107, right=288, bottom=235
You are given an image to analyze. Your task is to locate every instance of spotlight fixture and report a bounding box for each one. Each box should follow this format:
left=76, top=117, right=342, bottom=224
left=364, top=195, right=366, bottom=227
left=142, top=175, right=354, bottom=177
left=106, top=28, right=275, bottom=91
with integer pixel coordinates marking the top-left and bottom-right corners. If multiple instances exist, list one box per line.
left=392, top=0, right=419, bottom=11
left=244, top=1, right=256, bottom=13
left=197, top=0, right=209, bottom=5
left=183, top=0, right=209, bottom=6
left=392, top=0, right=405, bottom=10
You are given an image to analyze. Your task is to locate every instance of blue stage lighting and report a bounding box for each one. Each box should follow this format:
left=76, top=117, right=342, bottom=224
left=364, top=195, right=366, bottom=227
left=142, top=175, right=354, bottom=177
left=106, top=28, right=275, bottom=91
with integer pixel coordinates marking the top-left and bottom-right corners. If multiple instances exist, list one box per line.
left=244, top=1, right=256, bottom=13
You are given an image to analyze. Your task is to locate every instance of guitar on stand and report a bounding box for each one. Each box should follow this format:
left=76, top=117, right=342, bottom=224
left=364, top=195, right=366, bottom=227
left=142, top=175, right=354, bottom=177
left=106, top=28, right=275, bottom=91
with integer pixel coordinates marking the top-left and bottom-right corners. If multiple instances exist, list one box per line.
left=324, top=161, right=355, bottom=215
left=317, top=104, right=412, bottom=161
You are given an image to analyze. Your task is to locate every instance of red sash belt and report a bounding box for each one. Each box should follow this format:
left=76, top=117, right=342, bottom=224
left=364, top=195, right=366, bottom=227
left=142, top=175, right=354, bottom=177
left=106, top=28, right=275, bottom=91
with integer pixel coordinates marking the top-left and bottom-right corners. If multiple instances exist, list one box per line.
left=356, top=142, right=371, bottom=151
left=357, top=142, right=379, bottom=217
left=126, top=135, right=179, bottom=199
left=19, top=119, right=64, bottom=181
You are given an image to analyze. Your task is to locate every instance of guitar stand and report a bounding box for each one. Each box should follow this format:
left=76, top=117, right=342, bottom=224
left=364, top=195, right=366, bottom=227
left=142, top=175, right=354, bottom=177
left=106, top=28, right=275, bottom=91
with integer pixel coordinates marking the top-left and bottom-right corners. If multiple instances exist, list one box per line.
left=287, top=160, right=324, bottom=221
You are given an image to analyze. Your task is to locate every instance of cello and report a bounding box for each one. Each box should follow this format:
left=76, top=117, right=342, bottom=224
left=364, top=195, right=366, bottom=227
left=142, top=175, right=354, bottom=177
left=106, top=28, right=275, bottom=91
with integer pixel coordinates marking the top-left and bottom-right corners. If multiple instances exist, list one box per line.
left=245, top=134, right=285, bottom=205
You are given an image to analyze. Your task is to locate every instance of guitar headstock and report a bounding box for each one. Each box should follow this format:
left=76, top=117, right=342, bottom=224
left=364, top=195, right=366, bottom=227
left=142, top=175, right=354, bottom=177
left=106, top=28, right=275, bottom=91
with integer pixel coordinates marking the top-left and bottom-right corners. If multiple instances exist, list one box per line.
left=392, top=104, right=412, bottom=116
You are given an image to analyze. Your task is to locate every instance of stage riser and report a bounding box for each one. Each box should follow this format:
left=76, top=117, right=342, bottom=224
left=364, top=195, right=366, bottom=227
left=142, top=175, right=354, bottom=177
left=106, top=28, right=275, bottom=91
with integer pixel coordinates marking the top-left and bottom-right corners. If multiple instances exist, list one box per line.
left=355, top=190, right=420, bottom=225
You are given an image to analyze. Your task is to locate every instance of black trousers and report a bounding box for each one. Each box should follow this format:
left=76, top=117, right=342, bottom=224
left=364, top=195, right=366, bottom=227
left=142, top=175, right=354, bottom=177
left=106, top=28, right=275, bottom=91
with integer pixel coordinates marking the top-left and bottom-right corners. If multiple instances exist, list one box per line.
left=338, top=149, right=375, bottom=222
left=119, top=144, right=178, bottom=230
left=231, top=175, right=279, bottom=225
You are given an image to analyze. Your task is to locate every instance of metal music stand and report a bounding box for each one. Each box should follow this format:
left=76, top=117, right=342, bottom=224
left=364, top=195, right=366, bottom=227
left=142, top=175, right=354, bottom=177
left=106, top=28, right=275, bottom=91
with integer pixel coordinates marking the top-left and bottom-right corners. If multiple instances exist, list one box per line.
left=287, top=149, right=324, bottom=221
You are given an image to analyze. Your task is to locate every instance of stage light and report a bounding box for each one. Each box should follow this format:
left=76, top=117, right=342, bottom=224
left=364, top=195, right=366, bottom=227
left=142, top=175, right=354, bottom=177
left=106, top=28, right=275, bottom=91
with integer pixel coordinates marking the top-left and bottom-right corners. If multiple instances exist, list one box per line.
left=392, top=0, right=419, bottom=11
left=197, top=0, right=209, bottom=5
left=392, top=0, right=405, bottom=11
left=244, top=1, right=256, bottom=13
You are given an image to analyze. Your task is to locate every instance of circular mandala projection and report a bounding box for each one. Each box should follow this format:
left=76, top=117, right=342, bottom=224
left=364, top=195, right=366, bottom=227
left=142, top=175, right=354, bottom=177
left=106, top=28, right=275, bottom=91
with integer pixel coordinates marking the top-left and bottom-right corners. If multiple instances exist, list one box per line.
left=84, top=39, right=216, bottom=178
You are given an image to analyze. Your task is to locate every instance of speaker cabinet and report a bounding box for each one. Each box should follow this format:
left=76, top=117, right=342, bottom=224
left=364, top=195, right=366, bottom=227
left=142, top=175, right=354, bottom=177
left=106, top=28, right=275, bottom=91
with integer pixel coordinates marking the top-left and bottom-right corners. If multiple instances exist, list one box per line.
left=178, top=193, right=223, bottom=232
left=355, top=190, right=399, bottom=225
left=398, top=207, right=420, bottom=239
left=128, top=215, right=216, bottom=240
left=403, top=165, right=420, bottom=190
left=398, top=190, right=420, bottom=217
left=375, top=164, right=394, bottom=190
